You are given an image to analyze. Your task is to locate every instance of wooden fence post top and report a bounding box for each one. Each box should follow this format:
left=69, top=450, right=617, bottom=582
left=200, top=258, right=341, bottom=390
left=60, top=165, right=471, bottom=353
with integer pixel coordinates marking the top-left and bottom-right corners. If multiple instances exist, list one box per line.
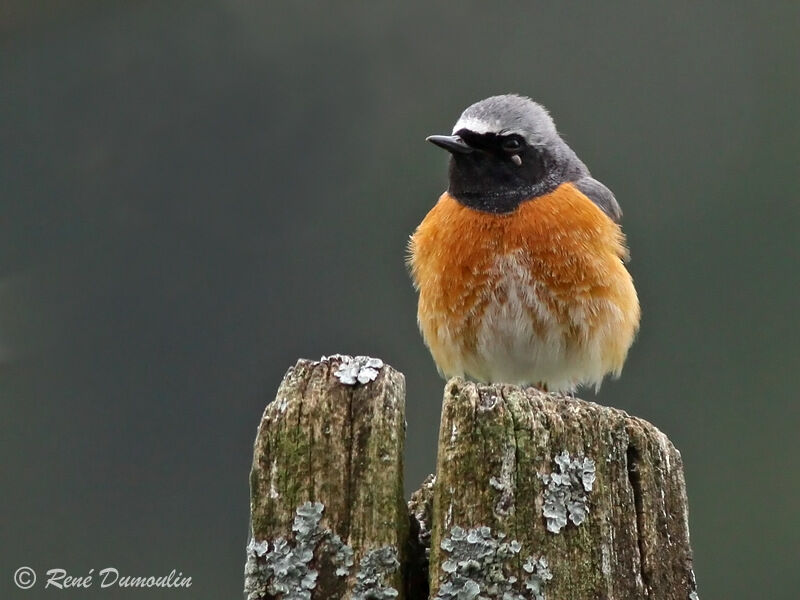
left=428, top=377, right=697, bottom=600
left=246, top=355, right=407, bottom=600
left=245, top=364, right=698, bottom=600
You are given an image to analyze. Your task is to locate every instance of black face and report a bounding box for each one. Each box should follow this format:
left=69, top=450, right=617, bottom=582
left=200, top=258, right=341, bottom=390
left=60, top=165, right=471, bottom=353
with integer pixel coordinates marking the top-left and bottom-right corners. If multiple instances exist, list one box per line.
left=447, top=129, right=555, bottom=214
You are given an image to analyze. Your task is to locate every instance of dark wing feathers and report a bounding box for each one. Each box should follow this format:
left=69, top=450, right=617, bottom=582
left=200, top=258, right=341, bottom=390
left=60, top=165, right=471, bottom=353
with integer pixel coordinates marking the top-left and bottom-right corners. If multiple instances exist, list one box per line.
left=574, top=177, right=622, bottom=223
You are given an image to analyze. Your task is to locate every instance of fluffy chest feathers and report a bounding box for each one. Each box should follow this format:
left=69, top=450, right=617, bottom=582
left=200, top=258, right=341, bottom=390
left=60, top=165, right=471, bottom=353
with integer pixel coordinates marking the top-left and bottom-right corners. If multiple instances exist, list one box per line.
left=408, top=182, right=639, bottom=391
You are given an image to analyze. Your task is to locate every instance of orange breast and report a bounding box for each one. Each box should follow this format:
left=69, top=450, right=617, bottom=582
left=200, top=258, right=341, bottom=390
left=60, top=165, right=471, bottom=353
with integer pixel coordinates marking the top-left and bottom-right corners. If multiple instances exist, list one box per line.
left=408, top=182, right=640, bottom=386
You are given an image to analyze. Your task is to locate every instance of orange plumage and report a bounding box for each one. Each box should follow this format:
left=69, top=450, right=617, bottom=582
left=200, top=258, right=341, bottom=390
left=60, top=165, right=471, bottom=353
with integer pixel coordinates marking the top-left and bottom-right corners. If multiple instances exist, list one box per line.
left=409, top=183, right=639, bottom=391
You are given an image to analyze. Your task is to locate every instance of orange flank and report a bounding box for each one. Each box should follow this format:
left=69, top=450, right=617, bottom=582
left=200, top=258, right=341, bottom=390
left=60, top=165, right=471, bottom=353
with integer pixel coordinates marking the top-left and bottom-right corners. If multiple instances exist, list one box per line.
left=408, top=182, right=640, bottom=391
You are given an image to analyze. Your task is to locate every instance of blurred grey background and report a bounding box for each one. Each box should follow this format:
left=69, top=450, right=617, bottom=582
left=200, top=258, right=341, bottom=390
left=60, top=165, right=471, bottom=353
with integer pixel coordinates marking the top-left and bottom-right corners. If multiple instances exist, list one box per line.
left=2, top=1, right=798, bottom=598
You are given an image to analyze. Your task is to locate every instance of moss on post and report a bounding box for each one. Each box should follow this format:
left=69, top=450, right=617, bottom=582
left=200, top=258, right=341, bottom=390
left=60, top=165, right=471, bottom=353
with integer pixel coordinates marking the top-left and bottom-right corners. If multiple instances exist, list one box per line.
left=245, top=356, right=407, bottom=600
left=246, top=362, right=698, bottom=599
left=428, top=378, right=697, bottom=600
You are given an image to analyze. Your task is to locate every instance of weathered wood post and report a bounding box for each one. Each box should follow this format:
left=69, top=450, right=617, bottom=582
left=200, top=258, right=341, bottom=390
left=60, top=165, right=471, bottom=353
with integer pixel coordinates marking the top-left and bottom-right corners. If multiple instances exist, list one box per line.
left=426, top=379, right=697, bottom=600
left=246, top=359, right=698, bottom=600
left=245, top=355, right=408, bottom=600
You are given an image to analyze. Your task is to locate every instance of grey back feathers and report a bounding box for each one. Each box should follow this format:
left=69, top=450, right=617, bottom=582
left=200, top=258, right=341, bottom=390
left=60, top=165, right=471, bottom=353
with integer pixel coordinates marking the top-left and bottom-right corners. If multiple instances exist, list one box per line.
left=574, top=177, right=622, bottom=223
left=452, top=94, right=622, bottom=223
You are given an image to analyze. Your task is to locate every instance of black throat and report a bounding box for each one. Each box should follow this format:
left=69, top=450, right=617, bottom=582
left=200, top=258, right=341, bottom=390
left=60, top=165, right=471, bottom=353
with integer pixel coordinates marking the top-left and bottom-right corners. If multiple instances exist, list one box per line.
left=446, top=130, right=564, bottom=214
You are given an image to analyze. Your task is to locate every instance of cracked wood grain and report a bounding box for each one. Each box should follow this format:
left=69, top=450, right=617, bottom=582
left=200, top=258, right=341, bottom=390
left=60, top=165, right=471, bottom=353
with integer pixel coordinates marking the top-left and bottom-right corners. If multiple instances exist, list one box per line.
left=247, top=357, right=408, bottom=599
left=246, top=362, right=697, bottom=599
left=428, top=378, right=697, bottom=600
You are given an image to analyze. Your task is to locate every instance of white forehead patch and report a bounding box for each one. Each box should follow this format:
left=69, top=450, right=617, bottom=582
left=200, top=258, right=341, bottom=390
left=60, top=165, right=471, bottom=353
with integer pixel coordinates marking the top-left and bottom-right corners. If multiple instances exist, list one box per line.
left=451, top=116, right=525, bottom=138
left=449, top=95, right=559, bottom=147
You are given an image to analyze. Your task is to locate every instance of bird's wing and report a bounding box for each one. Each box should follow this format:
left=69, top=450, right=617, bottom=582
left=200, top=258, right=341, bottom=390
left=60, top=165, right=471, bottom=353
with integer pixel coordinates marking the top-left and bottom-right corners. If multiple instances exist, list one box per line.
left=574, top=177, right=622, bottom=223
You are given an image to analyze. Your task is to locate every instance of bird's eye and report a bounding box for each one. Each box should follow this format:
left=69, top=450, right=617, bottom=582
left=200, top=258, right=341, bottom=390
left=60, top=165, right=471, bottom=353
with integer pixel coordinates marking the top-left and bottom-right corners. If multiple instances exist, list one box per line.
left=501, top=137, right=523, bottom=153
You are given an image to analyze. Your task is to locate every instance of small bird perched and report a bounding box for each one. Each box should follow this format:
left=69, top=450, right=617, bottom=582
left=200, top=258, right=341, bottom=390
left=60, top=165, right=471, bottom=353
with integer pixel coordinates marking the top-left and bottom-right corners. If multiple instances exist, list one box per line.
left=408, top=94, right=640, bottom=392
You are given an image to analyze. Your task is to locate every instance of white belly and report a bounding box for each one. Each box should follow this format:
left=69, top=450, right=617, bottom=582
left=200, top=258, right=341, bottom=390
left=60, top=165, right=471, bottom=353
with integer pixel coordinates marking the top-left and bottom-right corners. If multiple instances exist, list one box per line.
left=461, top=252, right=620, bottom=392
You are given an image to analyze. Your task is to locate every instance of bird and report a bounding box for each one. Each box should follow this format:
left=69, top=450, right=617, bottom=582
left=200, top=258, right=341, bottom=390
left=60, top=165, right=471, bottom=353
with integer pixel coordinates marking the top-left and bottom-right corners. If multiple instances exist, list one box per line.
left=408, top=94, right=640, bottom=393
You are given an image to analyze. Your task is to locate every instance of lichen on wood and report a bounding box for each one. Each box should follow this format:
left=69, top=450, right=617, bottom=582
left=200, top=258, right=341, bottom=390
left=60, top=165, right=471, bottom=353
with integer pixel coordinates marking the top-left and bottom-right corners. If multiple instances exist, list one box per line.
left=246, top=361, right=697, bottom=599
left=246, top=356, right=407, bottom=599
left=428, top=377, right=697, bottom=600
left=434, top=524, right=552, bottom=600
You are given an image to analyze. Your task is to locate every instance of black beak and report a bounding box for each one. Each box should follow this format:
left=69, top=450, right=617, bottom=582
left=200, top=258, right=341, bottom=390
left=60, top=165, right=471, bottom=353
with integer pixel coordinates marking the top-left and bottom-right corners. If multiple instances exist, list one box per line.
left=426, top=134, right=473, bottom=154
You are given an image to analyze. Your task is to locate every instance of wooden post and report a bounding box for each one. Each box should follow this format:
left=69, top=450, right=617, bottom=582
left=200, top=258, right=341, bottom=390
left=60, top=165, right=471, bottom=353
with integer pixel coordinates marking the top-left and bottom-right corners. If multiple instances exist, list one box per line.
left=245, top=356, right=408, bottom=600
left=428, top=378, right=698, bottom=600
left=246, top=361, right=698, bottom=600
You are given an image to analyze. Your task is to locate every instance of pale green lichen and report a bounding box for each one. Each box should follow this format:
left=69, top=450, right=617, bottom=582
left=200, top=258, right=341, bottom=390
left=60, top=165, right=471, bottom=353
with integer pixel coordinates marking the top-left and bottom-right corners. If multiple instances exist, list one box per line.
left=539, top=450, right=596, bottom=533
left=352, top=546, right=400, bottom=600
left=435, top=525, right=552, bottom=600
left=245, top=501, right=397, bottom=599
left=323, top=354, right=384, bottom=385
left=244, top=501, right=327, bottom=600
left=522, top=556, right=553, bottom=600
left=330, top=533, right=355, bottom=576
